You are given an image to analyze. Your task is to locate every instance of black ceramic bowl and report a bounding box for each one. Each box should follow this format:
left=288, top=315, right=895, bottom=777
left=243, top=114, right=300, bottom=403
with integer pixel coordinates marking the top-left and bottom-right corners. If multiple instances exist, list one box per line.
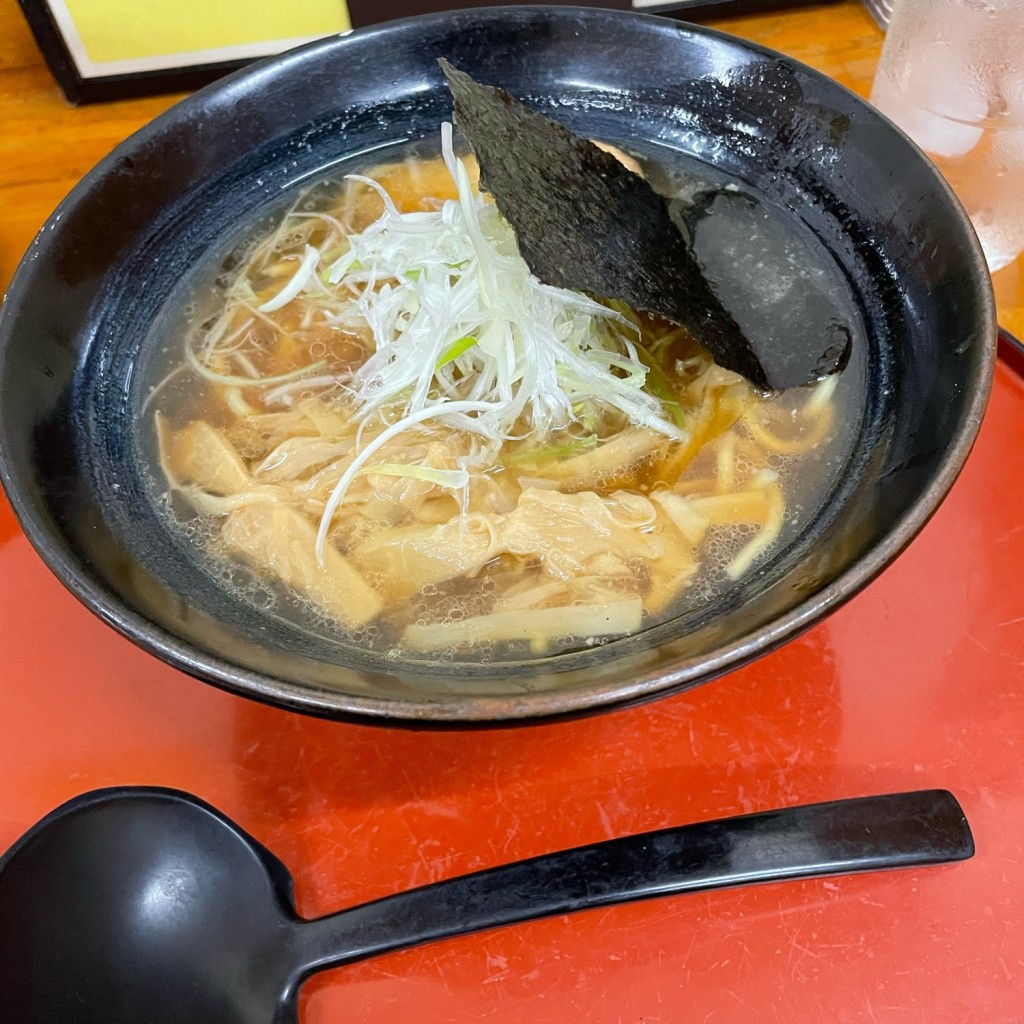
left=0, top=7, right=995, bottom=725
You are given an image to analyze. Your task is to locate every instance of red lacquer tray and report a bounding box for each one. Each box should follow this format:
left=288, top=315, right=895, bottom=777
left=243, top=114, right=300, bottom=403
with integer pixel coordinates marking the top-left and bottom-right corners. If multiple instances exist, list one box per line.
left=3, top=339, right=1024, bottom=1022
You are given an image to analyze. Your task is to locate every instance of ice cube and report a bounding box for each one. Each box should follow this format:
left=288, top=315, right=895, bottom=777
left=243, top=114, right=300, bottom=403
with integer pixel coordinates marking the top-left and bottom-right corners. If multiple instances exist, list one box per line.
left=973, top=125, right=1024, bottom=269
left=872, top=11, right=994, bottom=159
left=872, top=64, right=984, bottom=158
left=972, top=208, right=1024, bottom=272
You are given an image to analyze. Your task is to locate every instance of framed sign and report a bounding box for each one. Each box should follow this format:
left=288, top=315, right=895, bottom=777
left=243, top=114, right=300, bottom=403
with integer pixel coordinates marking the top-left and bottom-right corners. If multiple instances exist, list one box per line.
left=19, top=0, right=837, bottom=104
left=18, top=0, right=353, bottom=103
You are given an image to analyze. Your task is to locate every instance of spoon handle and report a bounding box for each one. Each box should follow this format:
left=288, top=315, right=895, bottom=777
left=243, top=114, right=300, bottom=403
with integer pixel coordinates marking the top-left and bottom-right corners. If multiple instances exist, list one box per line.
left=296, top=789, right=972, bottom=976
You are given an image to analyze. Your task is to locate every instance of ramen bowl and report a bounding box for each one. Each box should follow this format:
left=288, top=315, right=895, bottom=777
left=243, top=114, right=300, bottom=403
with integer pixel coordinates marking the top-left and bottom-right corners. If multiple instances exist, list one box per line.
left=0, top=6, right=995, bottom=724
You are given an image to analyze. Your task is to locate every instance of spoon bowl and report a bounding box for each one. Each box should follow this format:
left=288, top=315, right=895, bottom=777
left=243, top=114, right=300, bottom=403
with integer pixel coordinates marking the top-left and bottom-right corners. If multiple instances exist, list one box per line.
left=0, top=790, right=300, bottom=1023
left=0, top=787, right=973, bottom=1023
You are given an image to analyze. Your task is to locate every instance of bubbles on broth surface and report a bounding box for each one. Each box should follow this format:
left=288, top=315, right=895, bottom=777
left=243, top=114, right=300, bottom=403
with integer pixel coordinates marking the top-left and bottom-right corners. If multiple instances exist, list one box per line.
left=139, top=138, right=866, bottom=666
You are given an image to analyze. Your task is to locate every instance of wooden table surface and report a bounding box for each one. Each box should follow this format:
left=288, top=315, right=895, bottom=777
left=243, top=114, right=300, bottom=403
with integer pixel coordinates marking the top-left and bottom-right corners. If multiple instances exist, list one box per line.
left=1, top=0, right=1022, bottom=337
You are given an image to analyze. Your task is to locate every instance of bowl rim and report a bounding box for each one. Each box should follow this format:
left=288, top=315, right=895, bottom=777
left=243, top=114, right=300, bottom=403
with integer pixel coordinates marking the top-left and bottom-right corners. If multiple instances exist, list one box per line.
left=0, top=4, right=998, bottom=725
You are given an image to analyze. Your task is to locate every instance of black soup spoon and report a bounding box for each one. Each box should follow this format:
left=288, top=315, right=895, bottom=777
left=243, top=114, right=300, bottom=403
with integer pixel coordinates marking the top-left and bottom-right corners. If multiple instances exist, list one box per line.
left=0, top=787, right=973, bottom=1024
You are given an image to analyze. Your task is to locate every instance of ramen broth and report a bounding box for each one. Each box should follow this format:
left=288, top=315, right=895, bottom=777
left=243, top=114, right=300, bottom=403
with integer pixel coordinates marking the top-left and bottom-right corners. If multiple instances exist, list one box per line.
left=145, top=139, right=864, bottom=663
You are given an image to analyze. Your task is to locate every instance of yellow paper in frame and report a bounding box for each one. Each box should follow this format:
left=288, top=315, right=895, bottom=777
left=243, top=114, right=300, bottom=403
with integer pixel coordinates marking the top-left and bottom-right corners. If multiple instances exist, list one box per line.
left=44, top=0, right=351, bottom=78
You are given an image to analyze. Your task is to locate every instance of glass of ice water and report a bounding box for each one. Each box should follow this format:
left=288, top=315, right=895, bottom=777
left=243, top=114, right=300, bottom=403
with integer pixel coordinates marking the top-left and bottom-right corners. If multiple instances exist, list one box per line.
left=870, top=0, right=1024, bottom=272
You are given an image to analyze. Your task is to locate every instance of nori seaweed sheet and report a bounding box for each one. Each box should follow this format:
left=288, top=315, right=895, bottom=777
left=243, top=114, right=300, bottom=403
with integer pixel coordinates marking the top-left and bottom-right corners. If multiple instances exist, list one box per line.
left=441, top=60, right=849, bottom=392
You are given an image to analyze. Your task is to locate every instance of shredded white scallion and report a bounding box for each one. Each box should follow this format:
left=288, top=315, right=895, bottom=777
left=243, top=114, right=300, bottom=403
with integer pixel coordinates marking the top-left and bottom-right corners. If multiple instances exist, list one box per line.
left=185, top=344, right=327, bottom=388
left=315, top=400, right=500, bottom=561
left=360, top=463, right=471, bottom=489
left=331, top=123, right=684, bottom=449
left=227, top=123, right=688, bottom=562
left=258, top=244, right=321, bottom=312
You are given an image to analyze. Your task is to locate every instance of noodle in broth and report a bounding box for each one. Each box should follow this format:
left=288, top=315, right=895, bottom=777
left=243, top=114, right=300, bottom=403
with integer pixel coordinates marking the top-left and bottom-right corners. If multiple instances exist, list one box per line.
left=147, top=133, right=856, bottom=662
